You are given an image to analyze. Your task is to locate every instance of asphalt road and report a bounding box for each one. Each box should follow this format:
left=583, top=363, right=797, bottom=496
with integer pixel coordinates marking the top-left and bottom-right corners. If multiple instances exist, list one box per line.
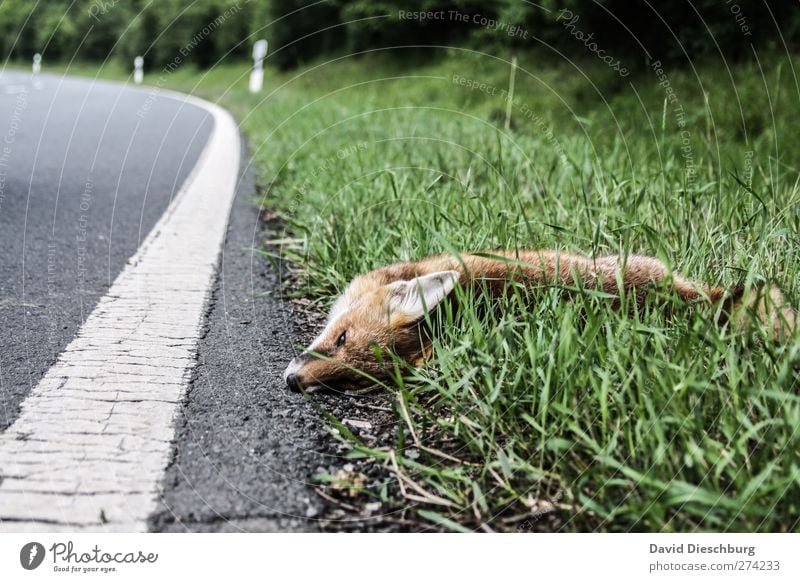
left=148, top=136, right=330, bottom=532
left=0, top=70, right=338, bottom=532
left=0, top=70, right=212, bottom=432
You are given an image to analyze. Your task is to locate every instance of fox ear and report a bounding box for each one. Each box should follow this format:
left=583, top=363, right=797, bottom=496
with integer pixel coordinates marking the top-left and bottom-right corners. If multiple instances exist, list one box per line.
left=386, top=270, right=460, bottom=320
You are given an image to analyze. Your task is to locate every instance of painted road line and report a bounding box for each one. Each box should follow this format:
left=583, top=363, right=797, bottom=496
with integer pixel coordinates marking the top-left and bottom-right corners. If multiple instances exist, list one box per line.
left=0, top=90, right=240, bottom=532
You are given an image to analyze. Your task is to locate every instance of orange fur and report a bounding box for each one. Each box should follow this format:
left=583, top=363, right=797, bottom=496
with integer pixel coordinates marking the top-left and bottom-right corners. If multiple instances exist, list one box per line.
left=282, top=250, right=796, bottom=391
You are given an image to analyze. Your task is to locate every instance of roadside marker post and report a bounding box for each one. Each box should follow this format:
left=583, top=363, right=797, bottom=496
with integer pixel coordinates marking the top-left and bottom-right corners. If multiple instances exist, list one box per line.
left=134, top=56, right=144, bottom=85
left=32, top=53, right=41, bottom=74
left=249, top=39, right=268, bottom=93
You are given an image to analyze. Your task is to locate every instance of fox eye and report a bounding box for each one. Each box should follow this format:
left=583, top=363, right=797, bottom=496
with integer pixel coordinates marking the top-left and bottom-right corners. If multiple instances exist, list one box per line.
left=336, top=330, right=347, bottom=348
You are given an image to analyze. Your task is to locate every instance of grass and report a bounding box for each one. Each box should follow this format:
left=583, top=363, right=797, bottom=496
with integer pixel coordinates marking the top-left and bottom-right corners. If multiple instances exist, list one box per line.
left=35, top=49, right=800, bottom=531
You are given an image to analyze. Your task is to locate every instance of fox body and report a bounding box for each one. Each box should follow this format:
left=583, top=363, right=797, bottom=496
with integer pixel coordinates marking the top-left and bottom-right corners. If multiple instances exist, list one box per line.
left=283, top=250, right=796, bottom=391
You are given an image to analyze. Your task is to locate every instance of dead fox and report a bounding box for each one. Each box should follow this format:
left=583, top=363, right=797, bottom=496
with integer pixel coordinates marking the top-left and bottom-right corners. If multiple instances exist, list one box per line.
left=283, top=250, right=796, bottom=392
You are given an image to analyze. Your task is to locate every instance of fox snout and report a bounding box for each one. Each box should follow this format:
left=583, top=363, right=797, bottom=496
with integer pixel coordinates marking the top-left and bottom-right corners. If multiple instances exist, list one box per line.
left=282, top=351, right=360, bottom=392
left=282, top=354, right=311, bottom=392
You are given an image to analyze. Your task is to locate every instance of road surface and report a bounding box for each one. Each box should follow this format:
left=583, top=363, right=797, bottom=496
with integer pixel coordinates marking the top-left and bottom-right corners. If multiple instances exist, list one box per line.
left=0, top=70, right=328, bottom=532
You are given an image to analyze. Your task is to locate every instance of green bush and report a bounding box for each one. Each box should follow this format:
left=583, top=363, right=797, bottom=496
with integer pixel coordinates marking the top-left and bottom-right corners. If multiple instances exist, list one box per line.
left=3, top=1, right=799, bottom=72
left=266, top=0, right=341, bottom=70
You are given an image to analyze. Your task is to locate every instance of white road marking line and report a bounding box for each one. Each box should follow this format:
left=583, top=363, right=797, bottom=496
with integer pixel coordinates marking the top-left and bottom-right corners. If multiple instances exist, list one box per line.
left=0, top=91, right=240, bottom=532
left=2, top=84, right=28, bottom=95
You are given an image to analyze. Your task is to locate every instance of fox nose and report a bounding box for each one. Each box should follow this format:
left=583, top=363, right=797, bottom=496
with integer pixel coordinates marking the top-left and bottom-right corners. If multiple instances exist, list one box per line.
left=284, top=354, right=311, bottom=391
left=285, top=373, right=301, bottom=392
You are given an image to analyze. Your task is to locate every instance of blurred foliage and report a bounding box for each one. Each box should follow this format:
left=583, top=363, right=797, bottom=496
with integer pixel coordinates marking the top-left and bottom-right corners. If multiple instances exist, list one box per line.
left=0, top=0, right=255, bottom=69
left=1, top=1, right=798, bottom=71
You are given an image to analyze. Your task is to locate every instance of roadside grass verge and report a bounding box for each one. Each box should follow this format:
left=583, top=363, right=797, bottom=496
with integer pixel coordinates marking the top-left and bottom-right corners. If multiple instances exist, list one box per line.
left=203, top=52, right=800, bottom=531
left=41, top=50, right=800, bottom=531
left=220, top=51, right=799, bottom=531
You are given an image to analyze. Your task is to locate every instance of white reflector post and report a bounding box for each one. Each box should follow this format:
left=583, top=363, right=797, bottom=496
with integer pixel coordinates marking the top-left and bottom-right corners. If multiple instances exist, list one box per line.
left=133, top=55, right=144, bottom=85
left=249, top=39, right=268, bottom=93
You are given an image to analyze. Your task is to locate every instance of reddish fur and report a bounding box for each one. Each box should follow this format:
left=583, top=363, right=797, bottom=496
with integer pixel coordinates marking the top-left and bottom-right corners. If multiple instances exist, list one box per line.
left=284, top=250, right=796, bottom=390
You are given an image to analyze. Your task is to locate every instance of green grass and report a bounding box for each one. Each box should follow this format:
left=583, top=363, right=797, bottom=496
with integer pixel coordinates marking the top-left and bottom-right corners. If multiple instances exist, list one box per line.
left=40, top=50, right=800, bottom=531
left=218, top=51, right=799, bottom=532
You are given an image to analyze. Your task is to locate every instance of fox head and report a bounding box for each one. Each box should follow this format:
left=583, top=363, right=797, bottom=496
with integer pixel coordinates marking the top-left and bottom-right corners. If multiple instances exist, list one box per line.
left=283, top=270, right=460, bottom=392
